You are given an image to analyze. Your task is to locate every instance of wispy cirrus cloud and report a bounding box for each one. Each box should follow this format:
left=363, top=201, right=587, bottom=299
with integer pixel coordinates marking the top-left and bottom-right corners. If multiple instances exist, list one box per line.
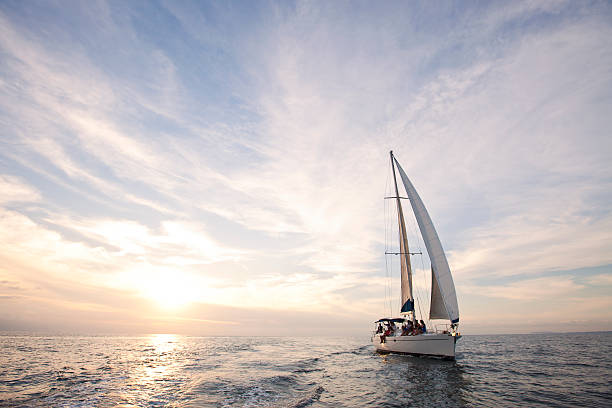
left=462, top=275, right=583, bottom=300
left=0, top=175, right=40, bottom=203
left=0, top=1, right=611, bottom=334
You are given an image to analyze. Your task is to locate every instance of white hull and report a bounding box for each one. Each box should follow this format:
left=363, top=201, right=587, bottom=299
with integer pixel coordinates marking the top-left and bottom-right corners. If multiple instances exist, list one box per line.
left=372, top=333, right=458, bottom=359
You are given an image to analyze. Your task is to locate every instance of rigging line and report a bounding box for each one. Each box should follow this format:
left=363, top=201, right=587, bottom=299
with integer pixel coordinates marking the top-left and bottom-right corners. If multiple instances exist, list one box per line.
left=388, top=255, right=396, bottom=315
left=410, top=251, right=425, bottom=321
left=384, top=169, right=392, bottom=316
left=388, top=197, right=397, bottom=315
left=408, top=210, right=425, bottom=265
left=384, top=253, right=389, bottom=315
left=385, top=235, right=393, bottom=315
left=385, top=160, right=396, bottom=316
left=384, top=179, right=388, bottom=315
left=413, top=253, right=425, bottom=322
left=407, top=210, right=428, bottom=322
left=413, top=221, right=432, bottom=327
left=384, top=197, right=388, bottom=315
left=419, top=254, right=432, bottom=328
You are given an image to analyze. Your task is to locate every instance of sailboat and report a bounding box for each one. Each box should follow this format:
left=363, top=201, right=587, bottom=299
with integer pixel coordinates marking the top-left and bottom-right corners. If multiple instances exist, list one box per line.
left=372, top=151, right=461, bottom=359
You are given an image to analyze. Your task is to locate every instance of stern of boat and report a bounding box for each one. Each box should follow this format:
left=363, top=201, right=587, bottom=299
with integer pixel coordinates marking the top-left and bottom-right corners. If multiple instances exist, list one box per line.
left=372, top=332, right=457, bottom=359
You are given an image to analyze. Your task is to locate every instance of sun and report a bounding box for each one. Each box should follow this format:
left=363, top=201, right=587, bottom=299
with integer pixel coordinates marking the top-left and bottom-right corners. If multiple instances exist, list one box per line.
left=141, top=271, right=199, bottom=309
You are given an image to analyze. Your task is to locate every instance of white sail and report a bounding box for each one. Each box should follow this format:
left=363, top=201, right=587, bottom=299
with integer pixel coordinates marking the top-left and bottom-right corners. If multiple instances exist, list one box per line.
left=397, top=199, right=414, bottom=315
left=429, top=268, right=448, bottom=319
left=394, top=159, right=459, bottom=323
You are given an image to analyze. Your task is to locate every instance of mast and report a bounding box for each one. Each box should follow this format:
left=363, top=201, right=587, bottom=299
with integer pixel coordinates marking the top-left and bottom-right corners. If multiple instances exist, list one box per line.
left=389, top=151, right=415, bottom=323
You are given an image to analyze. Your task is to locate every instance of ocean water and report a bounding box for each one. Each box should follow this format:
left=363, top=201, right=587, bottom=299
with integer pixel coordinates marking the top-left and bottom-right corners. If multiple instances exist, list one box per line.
left=1, top=332, right=611, bottom=407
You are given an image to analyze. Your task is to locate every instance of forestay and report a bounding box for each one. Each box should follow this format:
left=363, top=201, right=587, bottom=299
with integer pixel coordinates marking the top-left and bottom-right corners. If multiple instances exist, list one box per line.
left=393, top=159, right=460, bottom=324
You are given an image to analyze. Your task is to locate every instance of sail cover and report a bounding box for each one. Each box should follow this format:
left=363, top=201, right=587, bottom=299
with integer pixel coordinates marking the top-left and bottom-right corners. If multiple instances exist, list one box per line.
left=394, top=159, right=459, bottom=323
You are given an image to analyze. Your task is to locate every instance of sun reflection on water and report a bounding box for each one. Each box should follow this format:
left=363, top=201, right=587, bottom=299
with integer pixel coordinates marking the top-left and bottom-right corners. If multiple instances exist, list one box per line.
left=150, top=333, right=178, bottom=353
left=126, top=333, right=184, bottom=402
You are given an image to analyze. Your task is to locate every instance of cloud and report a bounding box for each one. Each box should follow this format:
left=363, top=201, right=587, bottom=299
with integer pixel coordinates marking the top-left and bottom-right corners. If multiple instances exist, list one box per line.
left=0, top=175, right=40, bottom=203
left=450, top=212, right=612, bottom=280
left=0, top=1, right=611, bottom=333
left=375, top=12, right=612, bottom=283
left=0, top=208, right=248, bottom=306
left=0, top=206, right=377, bottom=319
left=462, top=275, right=583, bottom=300
left=584, top=273, right=612, bottom=286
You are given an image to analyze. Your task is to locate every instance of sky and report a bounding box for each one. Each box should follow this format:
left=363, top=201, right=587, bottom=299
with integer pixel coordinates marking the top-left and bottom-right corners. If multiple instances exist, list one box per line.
left=0, top=0, right=611, bottom=336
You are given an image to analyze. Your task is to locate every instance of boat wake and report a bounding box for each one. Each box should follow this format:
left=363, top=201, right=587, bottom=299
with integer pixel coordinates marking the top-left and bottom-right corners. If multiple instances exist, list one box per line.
left=278, top=385, right=325, bottom=408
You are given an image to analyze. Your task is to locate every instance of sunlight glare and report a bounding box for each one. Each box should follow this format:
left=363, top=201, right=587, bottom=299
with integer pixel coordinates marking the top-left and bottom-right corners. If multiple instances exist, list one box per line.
left=141, top=271, right=199, bottom=309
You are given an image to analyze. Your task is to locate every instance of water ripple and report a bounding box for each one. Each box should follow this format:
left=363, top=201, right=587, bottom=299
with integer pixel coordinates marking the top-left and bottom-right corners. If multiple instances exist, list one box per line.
left=0, top=333, right=611, bottom=407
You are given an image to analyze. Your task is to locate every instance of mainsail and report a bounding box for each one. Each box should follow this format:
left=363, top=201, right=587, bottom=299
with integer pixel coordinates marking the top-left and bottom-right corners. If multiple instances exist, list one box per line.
left=391, top=155, right=414, bottom=316
left=393, top=158, right=460, bottom=324
left=397, top=210, right=414, bottom=315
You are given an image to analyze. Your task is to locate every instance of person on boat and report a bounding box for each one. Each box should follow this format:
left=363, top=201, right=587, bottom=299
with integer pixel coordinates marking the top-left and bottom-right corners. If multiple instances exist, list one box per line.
left=376, top=323, right=383, bottom=334
left=414, top=320, right=422, bottom=335
left=420, top=320, right=427, bottom=334
left=381, top=323, right=393, bottom=343
left=404, top=320, right=413, bottom=335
